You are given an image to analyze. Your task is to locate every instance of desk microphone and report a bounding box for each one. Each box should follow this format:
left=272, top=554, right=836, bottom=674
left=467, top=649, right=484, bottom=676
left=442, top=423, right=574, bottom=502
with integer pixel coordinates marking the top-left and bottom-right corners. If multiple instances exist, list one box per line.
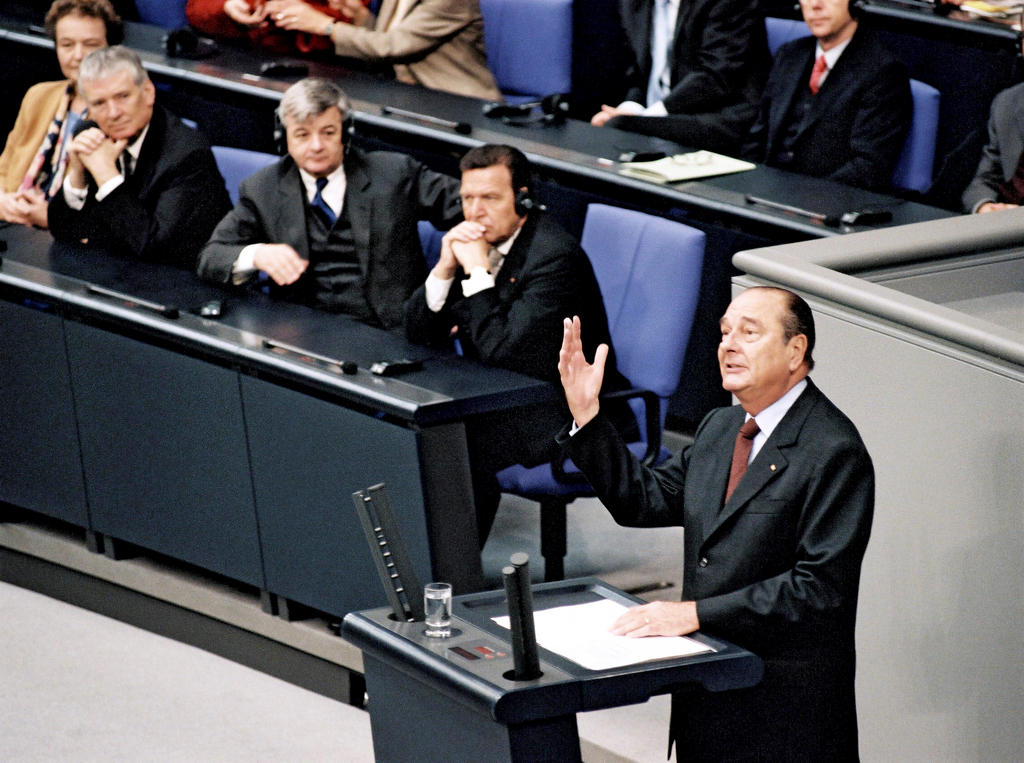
left=745, top=194, right=840, bottom=227
left=381, top=106, right=472, bottom=135
left=502, top=552, right=542, bottom=681
left=261, top=338, right=358, bottom=375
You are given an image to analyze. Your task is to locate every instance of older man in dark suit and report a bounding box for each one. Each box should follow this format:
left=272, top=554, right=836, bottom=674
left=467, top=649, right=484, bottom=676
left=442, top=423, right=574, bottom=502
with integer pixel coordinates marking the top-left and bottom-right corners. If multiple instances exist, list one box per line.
left=558, top=286, right=874, bottom=760
left=590, top=0, right=769, bottom=154
left=198, top=77, right=462, bottom=329
left=742, top=0, right=912, bottom=191
left=405, top=144, right=633, bottom=543
left=48, top=46, right=231, bottom=268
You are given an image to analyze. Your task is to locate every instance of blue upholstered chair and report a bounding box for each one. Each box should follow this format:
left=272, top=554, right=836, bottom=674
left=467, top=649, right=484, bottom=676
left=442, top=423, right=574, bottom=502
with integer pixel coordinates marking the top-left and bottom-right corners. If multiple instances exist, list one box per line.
left=135, top=0, right=188, bottom=29
left=211, top=145, right=278, bottom=204
left=495, top=204, right=706, bottom=581
left=763, top=17, right=940, bottom=194
left=765, top=16, right=809, bottom=56
left=417, top=220, right=445, bottom=271
left=891, top=79, right=940, bottom=194
left=479, top=0, right=573, bottom=103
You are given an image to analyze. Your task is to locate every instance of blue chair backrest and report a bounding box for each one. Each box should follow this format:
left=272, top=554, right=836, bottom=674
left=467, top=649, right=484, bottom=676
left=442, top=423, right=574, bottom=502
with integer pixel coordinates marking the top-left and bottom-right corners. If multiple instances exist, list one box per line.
left=891, top=79, right=940, bottom=194
left=580, top=204, right=705, bottom=431
left=135, top=0, right=188, bottom=29
left=765, top=17, right=809, bottom=56
left=211, top=145, right=278, bottom=205
left=417, top=220, right=445, bottom=270
left=763, top=17, right=939, bottom=194
left=480, top=0, right=572, bottom=103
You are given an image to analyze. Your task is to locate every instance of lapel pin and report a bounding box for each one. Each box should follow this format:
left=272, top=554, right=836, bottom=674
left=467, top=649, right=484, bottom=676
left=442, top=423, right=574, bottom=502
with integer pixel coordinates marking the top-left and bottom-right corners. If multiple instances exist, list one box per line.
left=770, top=464, right=776, bottom=471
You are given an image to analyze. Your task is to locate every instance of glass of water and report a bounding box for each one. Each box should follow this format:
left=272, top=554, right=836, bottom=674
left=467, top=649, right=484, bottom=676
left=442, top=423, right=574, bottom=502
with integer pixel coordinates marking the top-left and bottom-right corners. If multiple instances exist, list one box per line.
left=423, top=582, right=452, bottom=638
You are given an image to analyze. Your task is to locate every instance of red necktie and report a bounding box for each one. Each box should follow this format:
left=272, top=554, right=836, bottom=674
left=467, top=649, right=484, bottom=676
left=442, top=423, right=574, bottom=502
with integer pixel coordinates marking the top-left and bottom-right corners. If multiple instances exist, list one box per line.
left=809, top=55, right=827, bottom=95
left=996, top=145, right=1024, bottom=204
left=725, top=418, right=760, bottom=503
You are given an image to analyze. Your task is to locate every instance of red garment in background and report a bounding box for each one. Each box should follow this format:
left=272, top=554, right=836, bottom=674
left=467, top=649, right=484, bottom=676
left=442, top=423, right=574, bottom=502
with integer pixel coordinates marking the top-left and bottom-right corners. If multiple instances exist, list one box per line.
left=185, top=0, right=367, bottom=55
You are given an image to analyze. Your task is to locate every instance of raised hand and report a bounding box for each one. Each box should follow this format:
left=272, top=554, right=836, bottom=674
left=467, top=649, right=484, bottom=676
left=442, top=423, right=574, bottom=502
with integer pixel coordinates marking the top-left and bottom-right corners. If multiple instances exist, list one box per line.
left=557, top=315, right=607, bottom=428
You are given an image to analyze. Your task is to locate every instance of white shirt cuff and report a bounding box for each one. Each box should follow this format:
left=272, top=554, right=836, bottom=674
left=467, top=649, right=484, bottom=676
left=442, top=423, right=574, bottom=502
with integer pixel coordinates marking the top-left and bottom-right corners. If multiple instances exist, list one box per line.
left=232, top=244, right=261, bottom=285
left=460, top=266, right=495, bottom=298
left=94, top=175, right=124, bottom=202
left=642, top=101, right=668, bottom=117
left=615, top=101, right=646, bottom=116
left=62, top=176, right=89, bottom=211
left=424, top=272, right=454, bottom=312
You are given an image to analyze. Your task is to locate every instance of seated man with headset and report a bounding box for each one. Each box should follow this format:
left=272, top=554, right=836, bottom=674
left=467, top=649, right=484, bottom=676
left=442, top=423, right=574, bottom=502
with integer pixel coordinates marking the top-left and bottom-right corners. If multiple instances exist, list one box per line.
left=197, top=77, right=462, bottom=330
left=405, top=144, right=634, bottom=545
left=742, top=0, right=911, bottom=191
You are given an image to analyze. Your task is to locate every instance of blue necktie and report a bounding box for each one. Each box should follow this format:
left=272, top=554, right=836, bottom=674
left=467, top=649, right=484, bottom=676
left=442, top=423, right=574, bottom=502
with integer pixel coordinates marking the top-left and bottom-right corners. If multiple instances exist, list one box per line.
left=312, top=177, right=336, bottom=227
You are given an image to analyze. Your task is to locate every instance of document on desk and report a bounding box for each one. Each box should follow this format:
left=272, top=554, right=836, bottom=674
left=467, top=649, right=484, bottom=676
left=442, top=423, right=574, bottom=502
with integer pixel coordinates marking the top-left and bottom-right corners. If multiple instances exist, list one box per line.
left=493, top=598, right=713, bottom=671
left=618, top=151, right=756, bottom=184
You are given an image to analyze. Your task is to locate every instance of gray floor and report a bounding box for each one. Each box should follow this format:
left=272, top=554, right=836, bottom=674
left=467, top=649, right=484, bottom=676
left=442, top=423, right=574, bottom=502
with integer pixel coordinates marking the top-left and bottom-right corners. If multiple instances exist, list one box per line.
left=1, top=487, right=687, bottom=762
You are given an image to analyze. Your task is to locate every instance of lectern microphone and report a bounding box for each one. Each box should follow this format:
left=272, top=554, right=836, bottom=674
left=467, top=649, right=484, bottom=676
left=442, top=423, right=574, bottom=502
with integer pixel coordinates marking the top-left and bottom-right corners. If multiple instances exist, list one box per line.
left=502, top=552, right=542, bottom=680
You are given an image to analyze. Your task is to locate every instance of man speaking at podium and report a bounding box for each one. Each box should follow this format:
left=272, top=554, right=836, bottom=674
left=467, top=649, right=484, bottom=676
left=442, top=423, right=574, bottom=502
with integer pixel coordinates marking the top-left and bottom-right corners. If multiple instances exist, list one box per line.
left=557, top=286, right=874, bottom=760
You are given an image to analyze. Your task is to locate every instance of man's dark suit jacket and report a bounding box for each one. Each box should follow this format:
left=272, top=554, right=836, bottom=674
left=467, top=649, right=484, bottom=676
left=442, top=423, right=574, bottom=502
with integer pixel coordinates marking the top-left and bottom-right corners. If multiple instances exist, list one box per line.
left=743, top=29, right=912, bottom=191
left=608, top=0, right=769, bottom=153
left=197, top=147, right=462, bottom=330
left=961, top=82, right=1024, bottom=212
left=562, top=379, right=875, bottom=760
left=48, top=105, right=231, bottom=269
left=405, top=212, right=633, bottom=466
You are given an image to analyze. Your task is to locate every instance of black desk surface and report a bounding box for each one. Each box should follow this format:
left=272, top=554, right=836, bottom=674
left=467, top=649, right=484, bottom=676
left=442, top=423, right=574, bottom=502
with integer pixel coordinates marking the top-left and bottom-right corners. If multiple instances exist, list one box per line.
left=0, top=13, right=954, bottom=241
left=0, top=223, right=554, bottom=426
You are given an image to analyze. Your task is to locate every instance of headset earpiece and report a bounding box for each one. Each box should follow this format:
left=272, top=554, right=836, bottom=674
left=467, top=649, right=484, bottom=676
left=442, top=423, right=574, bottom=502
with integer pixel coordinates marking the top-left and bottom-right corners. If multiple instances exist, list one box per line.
left=514, top=188, right=535, bottom=217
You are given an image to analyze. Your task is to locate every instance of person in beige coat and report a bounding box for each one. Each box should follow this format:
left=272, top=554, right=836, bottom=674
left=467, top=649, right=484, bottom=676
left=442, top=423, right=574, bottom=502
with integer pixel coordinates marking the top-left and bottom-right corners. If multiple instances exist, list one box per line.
left=261, top=0, right=501, bottom=101
left=0, top=0, right=121, bottom=227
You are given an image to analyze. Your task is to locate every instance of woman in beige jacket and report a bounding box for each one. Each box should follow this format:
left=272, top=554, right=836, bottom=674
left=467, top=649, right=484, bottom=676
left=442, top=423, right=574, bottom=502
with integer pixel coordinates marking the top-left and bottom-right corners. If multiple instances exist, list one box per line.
left=0, top=0, right=121, bottom=228
left=260, top=0, right=501, bottom=101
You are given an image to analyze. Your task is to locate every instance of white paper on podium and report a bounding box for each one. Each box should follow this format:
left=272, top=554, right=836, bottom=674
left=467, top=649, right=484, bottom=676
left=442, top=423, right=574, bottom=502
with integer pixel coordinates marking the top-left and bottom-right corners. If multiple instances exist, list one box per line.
left=492, top=598, right=713, bottom=671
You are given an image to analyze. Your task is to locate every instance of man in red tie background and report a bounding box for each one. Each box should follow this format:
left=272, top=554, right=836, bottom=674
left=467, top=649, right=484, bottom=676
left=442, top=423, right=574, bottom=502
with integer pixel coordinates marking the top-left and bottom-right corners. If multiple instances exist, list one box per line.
left=557, top=286, right=875, bottom=760
left=742, top=0, right=912, bottom=191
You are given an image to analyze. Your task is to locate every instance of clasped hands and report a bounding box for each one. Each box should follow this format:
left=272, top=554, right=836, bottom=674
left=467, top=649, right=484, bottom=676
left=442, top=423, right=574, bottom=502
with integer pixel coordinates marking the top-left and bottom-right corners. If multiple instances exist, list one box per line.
left=0, top=188, right=47, bottom=227
left=559, top=315, right=701, bottom=638
left=226, top=0, right=368, bottom=32
left=430, top=221, right=491, bottom=281
left=67, top=126, right=126, bottom=189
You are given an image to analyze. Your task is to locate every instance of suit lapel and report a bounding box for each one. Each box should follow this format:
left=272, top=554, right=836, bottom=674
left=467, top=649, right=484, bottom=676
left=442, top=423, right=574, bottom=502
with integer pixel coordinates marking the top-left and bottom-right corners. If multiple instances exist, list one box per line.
left=342, top=149, right=373, bottom=275
left=701, top=383, right=819, bottom=546
left=494, top=215, right=536, bottom=298
left=376, top=0, right=399, bottom=30
left=127, top=106, right=167, bottom=199
left=768, top=52, right=808, bottom=154
left=276, top=162, right=311, bottom=260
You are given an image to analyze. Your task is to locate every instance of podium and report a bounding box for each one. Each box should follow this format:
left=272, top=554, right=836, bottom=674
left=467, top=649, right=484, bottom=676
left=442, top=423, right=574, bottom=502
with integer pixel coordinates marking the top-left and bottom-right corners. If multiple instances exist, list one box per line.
left=341, top=578, right=764, bottom=762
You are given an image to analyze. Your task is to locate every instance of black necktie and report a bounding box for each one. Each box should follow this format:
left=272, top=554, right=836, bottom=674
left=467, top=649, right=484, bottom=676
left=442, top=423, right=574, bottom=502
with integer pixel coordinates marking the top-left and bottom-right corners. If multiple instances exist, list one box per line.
left=312, top=177, right=336, bottom=226
left=119, top=149, right=133, bottom=179
left=725, top=417, right=759, bottom=503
